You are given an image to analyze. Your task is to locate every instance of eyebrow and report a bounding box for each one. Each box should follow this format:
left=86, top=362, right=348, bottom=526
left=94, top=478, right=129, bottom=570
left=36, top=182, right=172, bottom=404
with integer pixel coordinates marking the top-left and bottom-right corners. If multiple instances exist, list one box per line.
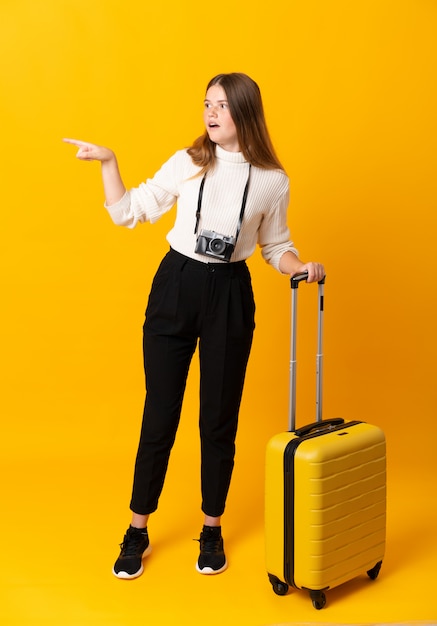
left=204, top=99, right=228, bottom=103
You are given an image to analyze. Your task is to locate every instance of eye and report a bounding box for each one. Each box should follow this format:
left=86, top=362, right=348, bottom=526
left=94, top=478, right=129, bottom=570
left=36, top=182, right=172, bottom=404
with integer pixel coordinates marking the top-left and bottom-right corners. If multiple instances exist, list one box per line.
left=220, top=103, right=228, bottom=109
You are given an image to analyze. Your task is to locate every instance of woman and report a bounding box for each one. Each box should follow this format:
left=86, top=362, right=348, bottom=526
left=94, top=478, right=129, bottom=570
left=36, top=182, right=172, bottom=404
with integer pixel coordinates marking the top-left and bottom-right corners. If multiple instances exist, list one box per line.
left=64, top=72, right=324, bottom=580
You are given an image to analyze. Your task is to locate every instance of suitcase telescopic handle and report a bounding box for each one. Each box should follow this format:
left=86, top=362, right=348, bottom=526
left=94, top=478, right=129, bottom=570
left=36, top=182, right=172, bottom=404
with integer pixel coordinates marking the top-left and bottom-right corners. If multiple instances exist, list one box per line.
left=289, top=272, right=326, bottom=432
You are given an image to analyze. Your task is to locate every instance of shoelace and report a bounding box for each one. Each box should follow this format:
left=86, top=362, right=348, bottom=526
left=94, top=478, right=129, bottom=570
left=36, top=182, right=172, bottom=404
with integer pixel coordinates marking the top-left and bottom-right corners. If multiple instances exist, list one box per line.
left=120, top=530, right=147, bottom=557
left=195, top=534, right=222, bottom=554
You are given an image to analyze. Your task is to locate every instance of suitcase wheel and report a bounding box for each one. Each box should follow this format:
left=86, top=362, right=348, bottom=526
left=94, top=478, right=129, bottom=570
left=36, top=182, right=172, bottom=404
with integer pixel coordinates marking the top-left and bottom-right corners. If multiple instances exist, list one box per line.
left=268, top=573, right=289, bottom=596
left=309, top=589, right=326, bottom=610
left=367, top=560, right=382, bottom=580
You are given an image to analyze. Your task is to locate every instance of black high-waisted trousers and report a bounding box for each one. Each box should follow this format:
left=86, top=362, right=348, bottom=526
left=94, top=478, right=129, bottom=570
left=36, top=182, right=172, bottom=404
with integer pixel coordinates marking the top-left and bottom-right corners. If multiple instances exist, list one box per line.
left=130, top=248, right=255, bottom=518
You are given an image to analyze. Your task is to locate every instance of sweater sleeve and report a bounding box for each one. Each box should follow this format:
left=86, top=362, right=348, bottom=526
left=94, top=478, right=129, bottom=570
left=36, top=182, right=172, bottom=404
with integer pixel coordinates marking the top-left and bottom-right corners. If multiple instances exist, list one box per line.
left=257, top=178, right=299, bottom=272
left=104, top=152, right=181, bottom=228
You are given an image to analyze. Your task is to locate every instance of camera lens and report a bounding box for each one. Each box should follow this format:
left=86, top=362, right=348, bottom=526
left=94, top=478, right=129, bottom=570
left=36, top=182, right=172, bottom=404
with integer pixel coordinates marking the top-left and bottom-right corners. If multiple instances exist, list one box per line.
left=209, top=238, right=226, bottom=255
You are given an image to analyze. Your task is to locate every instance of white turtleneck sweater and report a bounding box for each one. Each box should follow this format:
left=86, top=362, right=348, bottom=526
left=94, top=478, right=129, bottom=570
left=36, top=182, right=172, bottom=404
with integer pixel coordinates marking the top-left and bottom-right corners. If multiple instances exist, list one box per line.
left=105, top=145, right=298, bottom=272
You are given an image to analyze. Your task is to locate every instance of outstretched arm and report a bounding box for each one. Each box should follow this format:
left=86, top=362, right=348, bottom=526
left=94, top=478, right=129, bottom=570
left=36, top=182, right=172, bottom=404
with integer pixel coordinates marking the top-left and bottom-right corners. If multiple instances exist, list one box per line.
left=63, top=138, right=126, bottom=206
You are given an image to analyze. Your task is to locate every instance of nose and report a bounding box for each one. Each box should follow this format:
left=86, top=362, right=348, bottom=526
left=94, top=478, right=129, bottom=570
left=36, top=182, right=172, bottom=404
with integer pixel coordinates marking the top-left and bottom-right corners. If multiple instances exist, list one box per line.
left=208, top=105, right=219, bottom=116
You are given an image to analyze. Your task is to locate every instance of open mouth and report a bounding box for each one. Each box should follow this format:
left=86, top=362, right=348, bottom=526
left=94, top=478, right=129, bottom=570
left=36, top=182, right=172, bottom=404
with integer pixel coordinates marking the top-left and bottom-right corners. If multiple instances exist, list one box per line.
left=208, top=123, right=219, bottom=128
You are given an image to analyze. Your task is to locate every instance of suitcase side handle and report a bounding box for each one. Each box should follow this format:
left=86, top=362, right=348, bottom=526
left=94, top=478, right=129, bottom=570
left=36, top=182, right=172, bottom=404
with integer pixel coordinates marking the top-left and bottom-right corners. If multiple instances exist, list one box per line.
left=294, top=418, right=344, bottom=437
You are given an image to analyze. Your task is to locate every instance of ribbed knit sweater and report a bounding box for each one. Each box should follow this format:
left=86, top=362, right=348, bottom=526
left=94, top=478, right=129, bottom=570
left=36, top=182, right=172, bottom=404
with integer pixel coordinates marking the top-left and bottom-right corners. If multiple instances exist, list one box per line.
left=105, top=145, right=298, bottom=272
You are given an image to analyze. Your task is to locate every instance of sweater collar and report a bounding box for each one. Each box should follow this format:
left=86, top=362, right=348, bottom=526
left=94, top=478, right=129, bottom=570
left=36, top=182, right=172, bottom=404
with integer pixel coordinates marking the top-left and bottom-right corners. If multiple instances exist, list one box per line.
left=215, top=144, right=247, bottom=164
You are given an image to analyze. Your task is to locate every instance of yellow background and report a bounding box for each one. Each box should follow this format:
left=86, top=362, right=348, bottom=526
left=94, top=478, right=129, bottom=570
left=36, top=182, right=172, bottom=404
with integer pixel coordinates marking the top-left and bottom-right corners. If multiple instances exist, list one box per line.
left=1, top=0, right=436, bottom=624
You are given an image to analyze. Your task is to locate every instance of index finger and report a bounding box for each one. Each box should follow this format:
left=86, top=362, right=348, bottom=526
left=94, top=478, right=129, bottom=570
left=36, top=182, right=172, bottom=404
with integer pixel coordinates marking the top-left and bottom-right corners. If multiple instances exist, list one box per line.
left=62, top=138, right=91, bottom=147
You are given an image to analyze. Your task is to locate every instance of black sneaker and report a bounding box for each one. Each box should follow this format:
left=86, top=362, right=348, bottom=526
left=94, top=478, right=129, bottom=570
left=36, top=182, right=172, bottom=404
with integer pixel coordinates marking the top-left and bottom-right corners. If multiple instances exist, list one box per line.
left=112, top=526, right=152, bottom=579
left=195, top=526, right=227, bottom=575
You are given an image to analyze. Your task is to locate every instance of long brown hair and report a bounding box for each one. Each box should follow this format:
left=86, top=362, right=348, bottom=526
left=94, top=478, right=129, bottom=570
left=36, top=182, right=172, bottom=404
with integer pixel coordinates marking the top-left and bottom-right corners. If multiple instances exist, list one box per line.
left=187, top=73, right=284, bottom=174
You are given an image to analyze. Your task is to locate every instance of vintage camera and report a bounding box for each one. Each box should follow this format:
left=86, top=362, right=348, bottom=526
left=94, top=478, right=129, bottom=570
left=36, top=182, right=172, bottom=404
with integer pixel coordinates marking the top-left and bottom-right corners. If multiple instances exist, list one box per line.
left=195, top=229, right=236, bottom=262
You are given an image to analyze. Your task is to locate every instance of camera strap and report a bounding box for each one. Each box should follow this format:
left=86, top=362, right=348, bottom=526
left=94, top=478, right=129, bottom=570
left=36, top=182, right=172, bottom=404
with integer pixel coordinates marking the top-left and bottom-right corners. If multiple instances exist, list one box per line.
left=194, top=164, right=252, bottom=243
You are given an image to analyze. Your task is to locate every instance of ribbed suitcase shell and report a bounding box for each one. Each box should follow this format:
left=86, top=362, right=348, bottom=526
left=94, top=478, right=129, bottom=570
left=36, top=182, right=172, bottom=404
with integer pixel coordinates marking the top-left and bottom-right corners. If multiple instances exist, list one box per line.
left=265, top=420, right=386, bottom=596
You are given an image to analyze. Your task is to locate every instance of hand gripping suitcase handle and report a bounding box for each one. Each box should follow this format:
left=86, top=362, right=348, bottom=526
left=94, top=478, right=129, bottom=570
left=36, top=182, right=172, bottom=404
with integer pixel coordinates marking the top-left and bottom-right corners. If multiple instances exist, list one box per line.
left=289, top=272, right=326, bottom=432
left=291, top=272, right=326, bottom=288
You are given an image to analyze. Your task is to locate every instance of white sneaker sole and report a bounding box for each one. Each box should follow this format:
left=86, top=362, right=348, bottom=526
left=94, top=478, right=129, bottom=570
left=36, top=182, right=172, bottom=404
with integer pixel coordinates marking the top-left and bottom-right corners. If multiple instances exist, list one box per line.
left=112, top=544, right=152, bottom=579
left=195, top=559, right=228, bottom=575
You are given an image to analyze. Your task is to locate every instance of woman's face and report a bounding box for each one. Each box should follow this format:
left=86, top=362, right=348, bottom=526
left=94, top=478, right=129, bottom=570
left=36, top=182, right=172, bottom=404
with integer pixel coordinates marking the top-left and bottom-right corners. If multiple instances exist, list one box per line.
left=203, top=84, right=239, bottom=152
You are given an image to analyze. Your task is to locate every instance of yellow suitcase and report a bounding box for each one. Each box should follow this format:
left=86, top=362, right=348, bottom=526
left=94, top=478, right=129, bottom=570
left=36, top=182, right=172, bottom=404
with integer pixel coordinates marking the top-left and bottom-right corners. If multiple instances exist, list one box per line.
left=265, top=275, right=386, bottom=609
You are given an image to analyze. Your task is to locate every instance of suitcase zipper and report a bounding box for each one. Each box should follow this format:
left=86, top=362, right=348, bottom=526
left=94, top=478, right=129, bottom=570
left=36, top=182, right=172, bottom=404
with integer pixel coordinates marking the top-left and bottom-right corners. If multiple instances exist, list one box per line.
left=283, top=420, right=362, bottom=588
